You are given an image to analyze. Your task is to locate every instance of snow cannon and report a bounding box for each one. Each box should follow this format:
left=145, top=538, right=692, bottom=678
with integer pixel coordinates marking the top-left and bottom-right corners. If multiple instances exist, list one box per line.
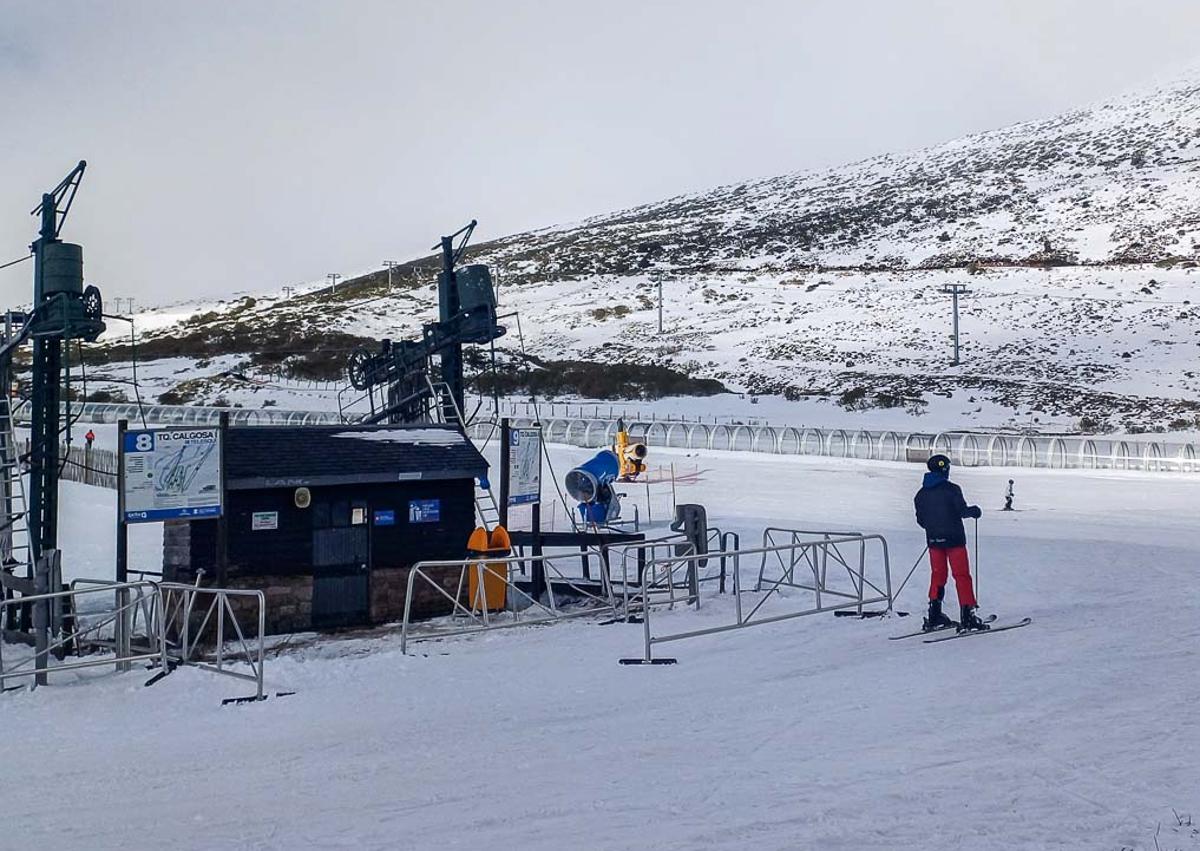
left=565, top=449, right=623, bottom=525
left=613, top=419, right=647, bottom=481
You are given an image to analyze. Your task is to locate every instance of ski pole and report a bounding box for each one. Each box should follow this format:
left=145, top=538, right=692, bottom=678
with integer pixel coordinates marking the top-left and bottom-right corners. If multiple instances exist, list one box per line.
left=974, top=516, right=980, bottom=606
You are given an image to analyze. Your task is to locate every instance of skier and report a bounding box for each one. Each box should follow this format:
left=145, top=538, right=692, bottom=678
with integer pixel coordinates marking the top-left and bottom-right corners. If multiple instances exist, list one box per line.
left=1003, top=479, right=1014, bottom=511
left=914, top=454, right=988, bottom=632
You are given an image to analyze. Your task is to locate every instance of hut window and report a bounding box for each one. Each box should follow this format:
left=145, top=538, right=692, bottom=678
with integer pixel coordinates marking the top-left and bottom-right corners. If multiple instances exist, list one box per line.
left=351, top=505, right=367, bottom=526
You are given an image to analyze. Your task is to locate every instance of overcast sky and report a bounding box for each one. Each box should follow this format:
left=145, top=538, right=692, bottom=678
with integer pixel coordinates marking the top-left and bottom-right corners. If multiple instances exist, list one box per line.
left=2, top=0, right=1200, bottom=307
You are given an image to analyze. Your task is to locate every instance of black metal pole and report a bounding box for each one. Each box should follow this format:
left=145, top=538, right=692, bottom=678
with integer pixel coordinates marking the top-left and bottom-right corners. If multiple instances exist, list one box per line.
left=116, top=419, right=128, bottom=584
left=530, top=500, right=544, bottom=601
left=439, top=235, right=465, bottom=422
left=215, top=411, right=229, bottom=586
left=498, top=418, right=510, bottom=528
left=529, top=419, right=545, bottom=599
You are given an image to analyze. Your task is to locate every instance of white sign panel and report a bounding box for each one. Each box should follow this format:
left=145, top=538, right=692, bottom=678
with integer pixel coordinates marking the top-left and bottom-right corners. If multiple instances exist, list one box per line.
left=508, top=427, right=541, bottom=506
left=251, top=511, right=278, bottom=531
left=122, top=428, right=222, bottom=523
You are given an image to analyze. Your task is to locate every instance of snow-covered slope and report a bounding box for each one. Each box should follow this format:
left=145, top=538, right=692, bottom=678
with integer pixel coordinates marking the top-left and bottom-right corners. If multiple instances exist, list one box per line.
left=80, top=69, right=1200, bottom=433
left=10, top=448, right=1200, bottom=850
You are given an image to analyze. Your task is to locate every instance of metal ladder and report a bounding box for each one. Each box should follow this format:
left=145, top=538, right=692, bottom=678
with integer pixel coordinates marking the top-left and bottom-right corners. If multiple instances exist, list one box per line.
left=0, top=395, right=33, bottom=575
left=424, top=375, right=502, bottom=531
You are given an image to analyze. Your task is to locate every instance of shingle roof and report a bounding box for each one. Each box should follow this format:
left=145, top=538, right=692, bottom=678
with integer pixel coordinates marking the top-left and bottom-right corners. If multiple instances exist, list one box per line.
left=224, top=424, right=487, bottom=489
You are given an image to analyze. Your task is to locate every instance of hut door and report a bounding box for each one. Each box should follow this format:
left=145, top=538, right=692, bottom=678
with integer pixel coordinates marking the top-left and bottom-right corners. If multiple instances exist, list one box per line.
left=311, top=498, right=370, bottom=628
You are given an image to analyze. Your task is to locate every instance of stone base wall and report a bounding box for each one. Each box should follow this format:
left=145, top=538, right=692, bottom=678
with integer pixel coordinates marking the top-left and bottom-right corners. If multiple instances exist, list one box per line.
left=370, top=566, right=463, bottom=626
left=166, top=567, right=462, bottom=636
left=172, top=573, right=313, bottom=638
left=225, top=574, right=314, bottom=635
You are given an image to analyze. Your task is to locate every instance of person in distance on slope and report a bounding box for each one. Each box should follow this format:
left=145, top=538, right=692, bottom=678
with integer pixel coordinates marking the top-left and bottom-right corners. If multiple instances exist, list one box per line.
left=914, top=454, right=987, bottom=632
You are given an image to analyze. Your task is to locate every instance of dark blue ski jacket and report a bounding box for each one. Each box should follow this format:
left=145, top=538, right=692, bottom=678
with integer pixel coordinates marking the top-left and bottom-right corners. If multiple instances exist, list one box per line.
left=914, top=471, right=981, bottom=548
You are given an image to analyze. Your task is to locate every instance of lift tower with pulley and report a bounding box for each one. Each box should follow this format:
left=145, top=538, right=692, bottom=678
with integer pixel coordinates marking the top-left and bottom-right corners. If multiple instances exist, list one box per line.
left=1, top=161, right=105, bottom=681
left=342, top=221, right=505, bottom=426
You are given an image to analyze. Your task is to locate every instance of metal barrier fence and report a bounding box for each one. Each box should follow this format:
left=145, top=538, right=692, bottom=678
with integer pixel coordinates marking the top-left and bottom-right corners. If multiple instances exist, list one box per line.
left=0, top=580, right=166, bottom=688
left=39, top=401, right=1197, bottom=472
left=400, top=553, right=620, bottom=654
left=467, top=417, right=1199, bottom=473
left=1, top=579, right=266, bottom=699
left=627, top=532, right=893, bottom=664
left=159, top=583, right=266, bottom=701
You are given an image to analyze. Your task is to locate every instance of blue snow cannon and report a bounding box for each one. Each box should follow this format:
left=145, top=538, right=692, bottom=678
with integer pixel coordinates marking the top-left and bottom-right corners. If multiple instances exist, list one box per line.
left=565, top=449, right=623, bottom=525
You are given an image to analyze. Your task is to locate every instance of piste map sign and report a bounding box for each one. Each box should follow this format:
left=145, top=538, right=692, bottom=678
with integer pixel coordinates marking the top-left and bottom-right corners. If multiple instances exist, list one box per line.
left=121, top=428, right=222, bottom=523
left=507, top=427, right=541, bottom=506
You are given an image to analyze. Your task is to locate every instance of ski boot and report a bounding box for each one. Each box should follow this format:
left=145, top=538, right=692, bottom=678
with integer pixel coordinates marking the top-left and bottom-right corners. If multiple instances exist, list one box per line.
left=923, top=599, right=956, bottom=632
left=958, top=605, right=991, bottom=633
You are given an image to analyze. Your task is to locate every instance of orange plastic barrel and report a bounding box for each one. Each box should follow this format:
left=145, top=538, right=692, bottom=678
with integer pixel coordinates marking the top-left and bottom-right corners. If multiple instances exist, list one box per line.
left=467, top=525, right=511, bottom=612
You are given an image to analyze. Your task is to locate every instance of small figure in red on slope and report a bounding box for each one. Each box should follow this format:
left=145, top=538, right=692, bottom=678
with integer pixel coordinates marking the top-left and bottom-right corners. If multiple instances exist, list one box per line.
left=914, top=454, right=988, bottom=632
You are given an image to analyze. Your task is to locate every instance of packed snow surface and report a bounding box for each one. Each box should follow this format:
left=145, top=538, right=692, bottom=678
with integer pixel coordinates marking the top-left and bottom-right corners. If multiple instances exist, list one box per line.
left=7, top=446, right=1200, bottom=850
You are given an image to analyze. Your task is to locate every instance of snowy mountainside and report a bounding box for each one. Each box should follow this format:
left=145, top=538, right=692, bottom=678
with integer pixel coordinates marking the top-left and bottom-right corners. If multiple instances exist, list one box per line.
left=79, top=69, right=1200, bottom=433
left=476, top=66, right=1200, bottom=273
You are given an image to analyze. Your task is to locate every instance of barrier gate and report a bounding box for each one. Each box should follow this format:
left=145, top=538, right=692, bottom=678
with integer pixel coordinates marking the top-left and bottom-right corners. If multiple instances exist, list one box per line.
left=622, top=530, right=893, bottom=664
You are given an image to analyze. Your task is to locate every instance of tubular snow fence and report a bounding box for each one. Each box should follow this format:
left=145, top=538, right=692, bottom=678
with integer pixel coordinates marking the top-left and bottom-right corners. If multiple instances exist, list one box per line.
left=468, top=417, right=1199, bottom=474
left=45, top=402, right=1198, bottom=473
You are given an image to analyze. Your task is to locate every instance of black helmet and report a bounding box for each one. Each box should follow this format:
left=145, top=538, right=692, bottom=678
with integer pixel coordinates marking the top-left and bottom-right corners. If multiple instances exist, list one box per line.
left=926, top=454, right=951, bottom=473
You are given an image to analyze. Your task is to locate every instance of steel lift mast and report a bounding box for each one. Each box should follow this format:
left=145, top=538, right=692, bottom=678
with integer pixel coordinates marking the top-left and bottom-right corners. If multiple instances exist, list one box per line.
left=1, top=162, right=105, bottom=680
left=344, top=220, right=505, bottom=426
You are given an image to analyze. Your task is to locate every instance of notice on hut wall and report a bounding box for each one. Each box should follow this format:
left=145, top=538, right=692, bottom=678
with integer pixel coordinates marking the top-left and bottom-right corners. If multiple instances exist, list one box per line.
left=121, top=427, right=222, bottom=523
left=409, top=499, right=440, bottom=523
left=251, top=511, right=278, bottom=531
left=508, top=427, right=542, bottom=506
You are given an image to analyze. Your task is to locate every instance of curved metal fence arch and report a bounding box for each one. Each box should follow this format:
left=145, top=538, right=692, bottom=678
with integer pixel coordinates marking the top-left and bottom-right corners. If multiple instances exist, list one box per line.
left=1142, top=441, right=1162, bottom=472
left=752, top=427, right=778, bottom=453
left=849, top=429, right=873, bottom=460
left=1048, top=438, right=1067, bottom=470
left=878, top=431, right=901, bottom=462
left=1079, top=439, right=1098, bottom=470
left=801, top=429, right=824, bottom=456
left=957, top=434, right=981, bottom=467
left=1113, top=441, right=1132, bottom=471
left=645, top=422, right=669, bottom=446
left=709, top=424, right=732, bottom=451
left=825, top=429, right=849, bottom=457
left=48, top=403, right=1196, bottom=474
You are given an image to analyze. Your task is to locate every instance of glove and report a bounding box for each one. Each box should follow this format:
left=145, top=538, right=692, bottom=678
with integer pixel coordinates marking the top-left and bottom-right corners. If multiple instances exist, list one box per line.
left=967, top=505, right=982, bottom=519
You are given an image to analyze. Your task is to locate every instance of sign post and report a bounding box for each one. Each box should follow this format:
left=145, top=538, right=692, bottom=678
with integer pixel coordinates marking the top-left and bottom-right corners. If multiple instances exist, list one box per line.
left=116, top=419, right=128, bottom=585
left=503, top=422, right=544, bottom=598
left=499, top=418, right=510, bottom=528
left=507, top=425, right=542, bottom=508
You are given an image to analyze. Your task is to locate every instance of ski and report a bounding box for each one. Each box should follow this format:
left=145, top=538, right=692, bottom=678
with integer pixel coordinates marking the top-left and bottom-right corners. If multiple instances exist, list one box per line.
left=922, top=617, right=1032, bottom=644
left=889, top=613, right=995, bottom=640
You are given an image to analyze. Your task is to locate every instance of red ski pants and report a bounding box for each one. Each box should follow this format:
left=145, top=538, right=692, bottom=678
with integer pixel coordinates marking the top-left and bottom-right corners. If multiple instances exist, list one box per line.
left=928, top=546, right=976, bottom=607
